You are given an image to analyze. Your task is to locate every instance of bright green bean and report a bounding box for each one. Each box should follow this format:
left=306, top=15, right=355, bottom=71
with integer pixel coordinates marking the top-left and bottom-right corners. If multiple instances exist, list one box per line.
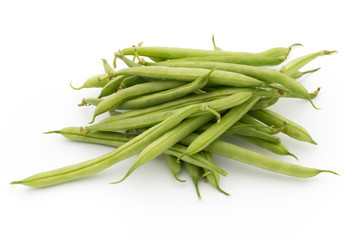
left=98, top=75, right=130, bottom=98
left=249, top=109, right=317, bottom=144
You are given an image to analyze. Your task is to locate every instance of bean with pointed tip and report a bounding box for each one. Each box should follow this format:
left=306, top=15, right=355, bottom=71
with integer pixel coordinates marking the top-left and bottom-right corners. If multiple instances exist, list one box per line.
left=165, top=154, right=185, bottom=182
left=249, top=109, right=317, bottom=144
left=234, top=135, right=298, bottom=160
left=184, top=162, right=202, bottom=199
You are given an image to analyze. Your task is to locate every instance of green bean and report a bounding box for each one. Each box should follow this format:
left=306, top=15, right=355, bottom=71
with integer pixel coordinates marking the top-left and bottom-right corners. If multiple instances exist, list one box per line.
left=251, top=97, right=279, bottom=110
left=86, top=91, right=253, bottom=132
left=289, top=68, right=321, bottom=80
left=184, top=161, right=202, bottom=199
left=179, top=133, right=337, bottom=178
left=234, top=135, right=298, bottom=160
left=279, top=50, right=337, bottom=76
left=112, top=66, right=263, bottom=88
left=249, top=109, right=317, bottom=144
left=165, top=154, right=185, bottom=182
left=113, top=50, right=142, bottom=68
left=149, top=57, right=168, bottom=62
left=11, top=103, right=214, bottom=188
left=119, top=76, right=149, bottom=89
left=90, top=81, right=185, bottom=123
left=121, top=44, right=297, bottom=59
left=224, top=123, right=281, bottom=143
left=212, top=34, right=222, bottom=51
left=240, top=115, right=278, bottom=135
left=151, top=61, right=312, bottom=104
left=70, top=73, right=110, bottom=90
left=184, top=96, right=261, bottom=155
left=116, top=113, right=226, bottom=183
left=102, top=59, right=114, bottom=73
left=98, top=75, right=129, bottom=98
left=149, top=55, right=287, bottom=66
left=202, top=151, right=229, bottom=196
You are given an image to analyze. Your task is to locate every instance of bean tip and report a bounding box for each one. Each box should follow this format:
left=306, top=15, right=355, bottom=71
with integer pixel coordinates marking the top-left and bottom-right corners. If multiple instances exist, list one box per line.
left=10, top=181, right=22, bottom=185
left=320, top=170, right=340, bottom=176
left=70, top=81, right=83, bottom=90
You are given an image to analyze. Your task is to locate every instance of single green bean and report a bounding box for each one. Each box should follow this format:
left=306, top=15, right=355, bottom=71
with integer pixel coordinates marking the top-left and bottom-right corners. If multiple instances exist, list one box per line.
left=165, top=154, right=185, bottom=182
left=279, top=50, right=336, bottom=76
left=234, top=135, right=298, bottom=160
left=202, top=151, right=229, bottom=196
left=112, top=66, right=263, bottom=88
left=249, top=109, right=317, bottom=144
left=119, top=75, right=149, bottom=89
left=121, top=44, right=296, bottom=59
left=184, top=96, right=260, bottom=155
left=184, top=161, right=202, bottom=199
left=251, top=97, right=279, bottom=110
left=179, top=133, right=337, bottom=178
left=70, top=73, right=110, bottom=90
left=289, top=68, right=321, bottom=80
left=90, top=81, right=185, bottom=123
left=98, top=75, right=130, bottom=98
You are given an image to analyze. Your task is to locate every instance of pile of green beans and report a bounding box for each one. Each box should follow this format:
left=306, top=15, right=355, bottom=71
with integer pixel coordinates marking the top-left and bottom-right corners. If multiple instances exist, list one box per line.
left=11, top=37, right=338, bottom=198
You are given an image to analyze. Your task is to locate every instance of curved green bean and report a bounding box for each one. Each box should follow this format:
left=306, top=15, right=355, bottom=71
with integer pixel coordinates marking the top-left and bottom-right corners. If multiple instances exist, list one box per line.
left=184, top=161, right=202, bottom=199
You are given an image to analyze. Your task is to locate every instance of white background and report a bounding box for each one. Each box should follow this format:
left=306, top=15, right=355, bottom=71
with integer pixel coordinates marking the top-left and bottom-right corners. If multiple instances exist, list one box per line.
left=1, top=0, right=359, bottom=239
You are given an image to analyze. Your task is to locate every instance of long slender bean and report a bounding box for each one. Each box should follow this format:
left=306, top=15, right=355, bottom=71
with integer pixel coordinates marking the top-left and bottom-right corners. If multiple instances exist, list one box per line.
left=249, top=109, right=317, bottom=144
left=165, top=154, right=185, bottom=182
left=111, top=66, right=263, bottom=88
left=184, top=162, right=202, bottom=199
left=179, top=133, right=337, bottom=178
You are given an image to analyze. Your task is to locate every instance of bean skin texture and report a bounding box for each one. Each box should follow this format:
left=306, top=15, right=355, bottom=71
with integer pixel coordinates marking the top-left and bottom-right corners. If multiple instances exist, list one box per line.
left=112, top=66, right=264, bottom=88
left=98, top=75, right=131, bottom=98
left=249, top=109, right=317, bottom=144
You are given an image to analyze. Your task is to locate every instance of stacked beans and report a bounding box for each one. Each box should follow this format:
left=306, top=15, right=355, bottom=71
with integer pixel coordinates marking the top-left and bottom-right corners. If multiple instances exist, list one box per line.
left=11, top=37, right=338, bottom=197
